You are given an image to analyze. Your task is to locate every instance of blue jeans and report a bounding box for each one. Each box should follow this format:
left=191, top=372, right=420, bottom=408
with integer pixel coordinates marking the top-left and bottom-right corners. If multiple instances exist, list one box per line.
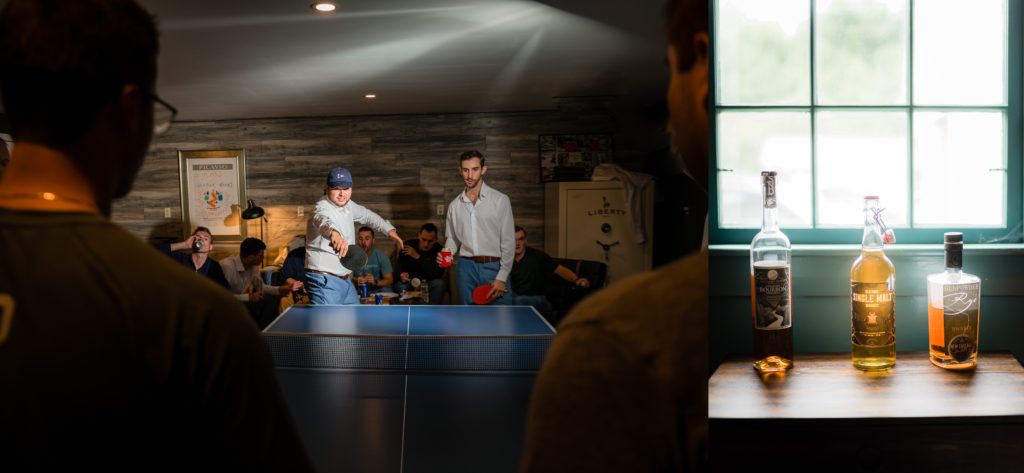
left=455, top=259, right=514, bottom=305
left=305, top=271, right=359, bottom=305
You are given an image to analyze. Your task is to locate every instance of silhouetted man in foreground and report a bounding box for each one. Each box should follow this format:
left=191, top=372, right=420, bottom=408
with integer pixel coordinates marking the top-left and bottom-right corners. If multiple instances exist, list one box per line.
left=0, top=1, right=314, bottom=470
left=520, top=0, right=709, bottom=471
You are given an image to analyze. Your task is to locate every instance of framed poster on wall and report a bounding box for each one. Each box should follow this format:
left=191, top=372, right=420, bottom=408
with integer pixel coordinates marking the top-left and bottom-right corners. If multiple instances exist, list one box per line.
left=538, top=133, right=613, bottom=182
left=178, top=149, right=247, bottom=243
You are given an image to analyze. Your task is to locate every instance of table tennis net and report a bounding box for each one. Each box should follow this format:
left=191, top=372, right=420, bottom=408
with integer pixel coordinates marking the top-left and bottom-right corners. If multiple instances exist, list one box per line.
left=264, top=334, right=552, bottom=371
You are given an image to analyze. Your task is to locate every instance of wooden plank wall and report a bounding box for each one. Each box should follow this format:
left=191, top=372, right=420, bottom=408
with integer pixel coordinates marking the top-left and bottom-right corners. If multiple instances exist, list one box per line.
left=114, top=98, right=654, bottom=261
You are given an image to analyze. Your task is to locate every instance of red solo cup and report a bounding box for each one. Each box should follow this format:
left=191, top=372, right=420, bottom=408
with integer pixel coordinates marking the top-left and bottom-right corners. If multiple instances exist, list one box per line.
left=440, top=248, right=453, bottom=268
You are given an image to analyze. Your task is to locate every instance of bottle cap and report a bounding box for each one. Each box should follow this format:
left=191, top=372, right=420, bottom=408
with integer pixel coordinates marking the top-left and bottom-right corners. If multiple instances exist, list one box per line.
left=944, top=232, right=964, bottom=268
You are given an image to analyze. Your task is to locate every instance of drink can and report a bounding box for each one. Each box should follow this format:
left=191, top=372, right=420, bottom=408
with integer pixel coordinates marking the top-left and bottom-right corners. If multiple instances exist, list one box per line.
left=375, top=293, right=384, bottom=305
left=440, top=248, right=453, bottom=268
left=192, top=238, right=203, bottom=253
left=360, top=283, right=369, bottom=298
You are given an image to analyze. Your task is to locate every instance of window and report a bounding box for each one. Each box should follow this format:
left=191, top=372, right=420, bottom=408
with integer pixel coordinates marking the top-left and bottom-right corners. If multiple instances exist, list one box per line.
left=711, top=0, right=1019, bottom=244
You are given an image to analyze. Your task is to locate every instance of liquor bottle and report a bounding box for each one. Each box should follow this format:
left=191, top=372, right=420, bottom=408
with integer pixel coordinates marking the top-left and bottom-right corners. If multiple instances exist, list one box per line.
left=850, top=196, right=896, bottom=371
left=750, top=171, right=793, bottom=373
left=926, top=232, right=981, bottom=369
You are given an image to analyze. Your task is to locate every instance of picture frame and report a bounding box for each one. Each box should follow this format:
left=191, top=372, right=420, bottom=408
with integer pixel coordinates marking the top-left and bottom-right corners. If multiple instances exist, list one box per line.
left=538, top=133, right=613, bottom=183
left=178, top=149, right=248, bottom=243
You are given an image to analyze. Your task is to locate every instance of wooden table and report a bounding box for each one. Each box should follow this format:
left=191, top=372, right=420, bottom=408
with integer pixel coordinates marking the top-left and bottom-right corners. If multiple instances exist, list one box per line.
left=709, top=352, right=1024, bottom=472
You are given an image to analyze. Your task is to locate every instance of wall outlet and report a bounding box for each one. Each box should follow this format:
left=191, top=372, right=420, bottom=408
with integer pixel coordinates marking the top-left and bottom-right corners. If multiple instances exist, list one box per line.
left=297, top=206, right=304, bottom=217
left=164, top=207, right=171, bottom=218
left=436, top=204, right=445, bottom=216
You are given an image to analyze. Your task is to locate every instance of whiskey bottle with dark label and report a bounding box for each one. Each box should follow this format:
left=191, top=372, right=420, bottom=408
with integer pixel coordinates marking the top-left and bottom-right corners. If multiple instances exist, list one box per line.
left=750, top=171, right=793, bottom=373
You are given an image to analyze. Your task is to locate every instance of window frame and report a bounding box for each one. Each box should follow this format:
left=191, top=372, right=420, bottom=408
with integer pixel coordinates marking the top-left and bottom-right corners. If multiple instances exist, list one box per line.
left=708, top=0, right=1022, bottom=245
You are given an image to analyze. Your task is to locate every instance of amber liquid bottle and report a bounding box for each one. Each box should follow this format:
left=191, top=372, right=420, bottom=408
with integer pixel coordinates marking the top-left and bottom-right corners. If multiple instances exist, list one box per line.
left=850, top=196, right=896, bottom=371
left=926, top=232, right=981, bottom=369
left=750, top=171, right=793, bottom=373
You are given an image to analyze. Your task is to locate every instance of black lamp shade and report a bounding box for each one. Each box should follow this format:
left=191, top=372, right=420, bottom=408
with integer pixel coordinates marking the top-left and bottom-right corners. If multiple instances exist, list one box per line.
left=241, top=199, right=265, bottom=220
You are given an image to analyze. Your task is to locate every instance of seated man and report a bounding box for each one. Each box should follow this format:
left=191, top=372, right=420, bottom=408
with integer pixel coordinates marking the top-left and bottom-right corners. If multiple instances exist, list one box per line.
left=221, top=237, right=301, bottom=328
left=280, top=234, right=306, bottom=287
left=355, top=226, right=394, bottom=297
left=279, top=234, right=309, bottom=307
left=395, top=223, right=447, bottom=304
left=510, top=225, right=589, bottom=314
left=156, top=226, right=230, bottom=289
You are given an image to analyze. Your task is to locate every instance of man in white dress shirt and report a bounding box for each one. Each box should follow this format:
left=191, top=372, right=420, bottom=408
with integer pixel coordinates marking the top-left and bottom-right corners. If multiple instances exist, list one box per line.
left=305, top=166, right=404, bottom=305
left=221, top=237, right=300, bottom=328
left=442, top=150, right=515, bottom=305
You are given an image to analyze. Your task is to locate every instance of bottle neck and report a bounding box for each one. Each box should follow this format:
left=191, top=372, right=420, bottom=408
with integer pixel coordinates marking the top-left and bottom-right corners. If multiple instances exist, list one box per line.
left=862, top=203, right=883, bottom=250
left=761, top=173, right=778, bottom=231
left=762, top=206, right=779, bottom=231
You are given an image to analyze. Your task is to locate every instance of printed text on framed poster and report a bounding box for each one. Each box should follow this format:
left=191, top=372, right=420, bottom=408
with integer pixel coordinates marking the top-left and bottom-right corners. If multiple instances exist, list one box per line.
left=178, top=149, right=247, bottom=243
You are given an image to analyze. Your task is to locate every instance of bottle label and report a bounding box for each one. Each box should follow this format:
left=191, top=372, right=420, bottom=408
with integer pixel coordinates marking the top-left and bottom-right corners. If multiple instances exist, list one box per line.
left=753, top=265, right=790, bottom=330
left=943, top=282, right=980, bottom=362
left=851, top=282, right=895, bottom=346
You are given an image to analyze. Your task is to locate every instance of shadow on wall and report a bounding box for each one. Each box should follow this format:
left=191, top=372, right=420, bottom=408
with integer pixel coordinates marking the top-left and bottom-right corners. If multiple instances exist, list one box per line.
left=148, top=220, right=182, bottom=246
left=387, top=185, right=436, bottom=237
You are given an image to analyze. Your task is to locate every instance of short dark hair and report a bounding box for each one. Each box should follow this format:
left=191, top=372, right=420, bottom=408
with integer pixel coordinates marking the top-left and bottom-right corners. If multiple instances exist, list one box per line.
left=357, top=226, right=374, bottom=237
left=460, top=150, right=485, bottom=167
left=239, top=237, right=266, bottom=258
left=665, top=0, right=709, bottom=72
left=514, top=225, right=526, bottom=236
left=191, top=226, right=212, bottom=237
left=0, top=0, right=159, bottom=147
left=419, top=223, right=438, bottom=235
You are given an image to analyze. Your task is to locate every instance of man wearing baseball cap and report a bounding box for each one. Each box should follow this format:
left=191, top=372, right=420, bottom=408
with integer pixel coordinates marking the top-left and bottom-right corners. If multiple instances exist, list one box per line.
left=304, top=166, right=404, bottom=305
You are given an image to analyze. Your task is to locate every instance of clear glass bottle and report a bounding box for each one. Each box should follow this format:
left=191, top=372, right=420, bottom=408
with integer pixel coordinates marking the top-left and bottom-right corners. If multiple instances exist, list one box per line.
left=850, top=196, right=896, bottom=371
left=750, top=171, right=793, bottom=373
left=926, top=232, right=981, bottom=369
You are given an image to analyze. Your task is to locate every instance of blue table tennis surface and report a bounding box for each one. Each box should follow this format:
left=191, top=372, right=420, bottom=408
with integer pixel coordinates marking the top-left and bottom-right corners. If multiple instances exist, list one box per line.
left=265, top=305, right=555, bottom=473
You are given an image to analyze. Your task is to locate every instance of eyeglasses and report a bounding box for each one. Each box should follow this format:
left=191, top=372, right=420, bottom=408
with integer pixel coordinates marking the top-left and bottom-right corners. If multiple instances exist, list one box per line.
left=152, top=94, right=178, bottom=135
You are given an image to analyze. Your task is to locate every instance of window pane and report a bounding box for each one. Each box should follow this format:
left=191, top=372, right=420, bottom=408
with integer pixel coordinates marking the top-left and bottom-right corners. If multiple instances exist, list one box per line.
left=717, top=0, right=810, bottom=105
left=913, top=112, right=1005, bottom=227
left=914, top=0, right=1006, bottom=105
left=717, top=111, right=812, bottom=228
left=816, top=112, right=908, bottom=227
left=816, top=0, right=908, bottom=105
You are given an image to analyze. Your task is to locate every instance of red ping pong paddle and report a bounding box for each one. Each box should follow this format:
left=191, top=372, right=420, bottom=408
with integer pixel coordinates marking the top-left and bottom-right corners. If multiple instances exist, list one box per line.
left=472, top=284, right=496, bottom=305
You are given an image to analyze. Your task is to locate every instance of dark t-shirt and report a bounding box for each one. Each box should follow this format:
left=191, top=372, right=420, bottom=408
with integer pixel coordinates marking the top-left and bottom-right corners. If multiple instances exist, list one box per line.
left=156, top=242, right=231, bottom=289
left=510, top=246, right=558, bottom=296
left=395, top=238, right=444, bottom=281
left=0, top=210, right=314, bottom=471
left=281, top=246, right=306, bottom=282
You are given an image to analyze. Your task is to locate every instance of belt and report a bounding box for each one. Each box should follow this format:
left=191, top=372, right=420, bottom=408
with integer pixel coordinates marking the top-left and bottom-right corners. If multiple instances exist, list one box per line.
left=462, top=256, right=501, bottom=264
left=307, top=269, right=351, bottom=280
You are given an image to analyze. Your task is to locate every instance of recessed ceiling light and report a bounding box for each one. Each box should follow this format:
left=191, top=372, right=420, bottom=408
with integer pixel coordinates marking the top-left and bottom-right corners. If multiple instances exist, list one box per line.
left=364, top=93, right=377, bottom=99
left=311, top=2, right=337, bottom=13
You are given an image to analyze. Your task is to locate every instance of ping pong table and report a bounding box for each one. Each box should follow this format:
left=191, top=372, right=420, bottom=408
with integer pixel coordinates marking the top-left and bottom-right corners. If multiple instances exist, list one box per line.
left=263, top=304, right=556, bottom=473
